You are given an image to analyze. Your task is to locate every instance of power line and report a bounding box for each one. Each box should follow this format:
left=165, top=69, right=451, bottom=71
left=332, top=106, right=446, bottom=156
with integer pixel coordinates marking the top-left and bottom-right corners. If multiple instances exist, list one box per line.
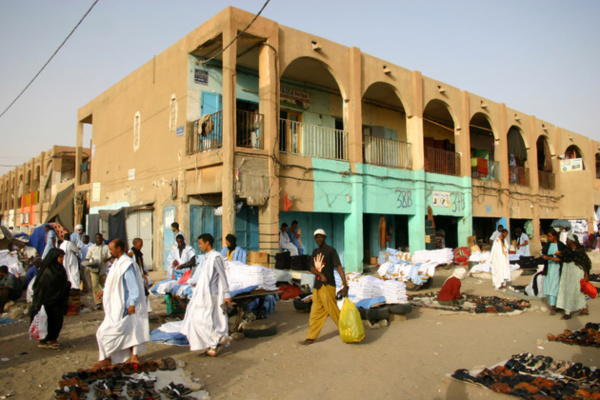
left=201, top=0, right=271, bottom=65
left=0, top=0, right=100, bottom=120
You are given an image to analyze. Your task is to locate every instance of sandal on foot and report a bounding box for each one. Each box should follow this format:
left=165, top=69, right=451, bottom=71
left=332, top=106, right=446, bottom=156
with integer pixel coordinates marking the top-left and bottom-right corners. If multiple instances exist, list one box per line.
left=297, top=339, right=314, bottom=346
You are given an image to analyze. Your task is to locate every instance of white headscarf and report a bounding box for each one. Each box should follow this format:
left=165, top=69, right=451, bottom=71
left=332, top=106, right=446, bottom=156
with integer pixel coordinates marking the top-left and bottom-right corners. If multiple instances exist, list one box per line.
left=451, top=267, right=467, bottom=280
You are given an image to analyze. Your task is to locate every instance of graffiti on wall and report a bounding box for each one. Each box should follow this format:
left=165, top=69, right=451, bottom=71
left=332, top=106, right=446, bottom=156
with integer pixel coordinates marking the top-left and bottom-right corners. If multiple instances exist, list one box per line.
left=395, top=189, right=413, bottom=209
left=432, top=190, right=465, bottom=213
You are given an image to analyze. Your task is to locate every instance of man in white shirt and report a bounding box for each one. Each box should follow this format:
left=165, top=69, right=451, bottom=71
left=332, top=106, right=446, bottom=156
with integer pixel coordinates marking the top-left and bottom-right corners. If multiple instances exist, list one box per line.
left=280, top=223, right=299, bottom=256
left=166, top=234, right=196, bottom=279
left=515, top=227, right=531, bottom=257
left=59, top=233, right=80, bottom=290
left=489, top=224, right=504, bottom=245
left=86, top=233, right=111, bottom=310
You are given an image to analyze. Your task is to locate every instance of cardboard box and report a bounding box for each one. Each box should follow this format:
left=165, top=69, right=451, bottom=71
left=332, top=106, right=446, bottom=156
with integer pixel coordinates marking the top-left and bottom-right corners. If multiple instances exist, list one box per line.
left=247, top=251, right=269, bottom=267
left=467, top=235, right=477, bottom=248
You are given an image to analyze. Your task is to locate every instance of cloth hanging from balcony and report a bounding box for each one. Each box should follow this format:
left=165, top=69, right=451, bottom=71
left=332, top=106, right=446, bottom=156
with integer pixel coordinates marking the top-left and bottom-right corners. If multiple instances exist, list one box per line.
left=283, top=193, right=292, bottom=212
left=477, top=158, right=488, bottom=177
left=198, top=114, right=214, bottom=137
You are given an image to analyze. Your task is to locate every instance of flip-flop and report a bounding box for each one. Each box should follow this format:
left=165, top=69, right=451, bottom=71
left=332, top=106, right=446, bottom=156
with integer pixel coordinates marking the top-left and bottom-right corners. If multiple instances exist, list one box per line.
left=164, top=357, right=177, bottom=370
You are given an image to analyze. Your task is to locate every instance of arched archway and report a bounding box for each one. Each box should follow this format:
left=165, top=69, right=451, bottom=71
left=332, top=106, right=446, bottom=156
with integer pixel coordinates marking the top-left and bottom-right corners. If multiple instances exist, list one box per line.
left=423, top=99, right=459, bottom=175
left=564, top=144, right=585, bottom=170
left=507, top=126, right=528, bottom=186
left=469, top=113, right=496, bottom=180
left=279, top=56, right=347, bottom=160
left=362, top=82, right=409, bottom=169
left=536, top=135, right=554, bottom=190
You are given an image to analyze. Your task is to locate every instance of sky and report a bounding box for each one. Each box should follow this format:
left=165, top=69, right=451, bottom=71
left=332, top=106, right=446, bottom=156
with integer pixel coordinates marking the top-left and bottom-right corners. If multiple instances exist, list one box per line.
left=0, top=0, right=599, bottom=176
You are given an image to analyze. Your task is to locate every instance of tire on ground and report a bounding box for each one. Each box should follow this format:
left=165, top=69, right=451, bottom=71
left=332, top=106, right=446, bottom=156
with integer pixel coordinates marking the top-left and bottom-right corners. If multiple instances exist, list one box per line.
left=387, top=304, right=412, bottom=314
left=243, top=320, right=278, bottom=338
left=358, top=306, right=390, bottom=322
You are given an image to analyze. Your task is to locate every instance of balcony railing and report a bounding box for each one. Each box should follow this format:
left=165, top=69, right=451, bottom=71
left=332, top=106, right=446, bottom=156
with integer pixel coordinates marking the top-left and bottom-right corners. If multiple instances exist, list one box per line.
left=364, top=136, right=412, bottom=169
left=509, top=165, right=530, bottom=186
left=236, top=110, right=263, bottom=149
left=424, top=146, right=461, bottom=176
left=279, top=118, right=348, bottom=161
left=471, top=159, right=500, bottom=180
left=190, top=110, right=223, bottom=153
left=538, top=170, right=555, bottom=190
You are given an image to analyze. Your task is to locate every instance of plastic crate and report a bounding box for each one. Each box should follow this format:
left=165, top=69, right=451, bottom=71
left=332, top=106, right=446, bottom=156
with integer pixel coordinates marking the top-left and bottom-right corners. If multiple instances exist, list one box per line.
left=164, top=294, right=188, bottom=314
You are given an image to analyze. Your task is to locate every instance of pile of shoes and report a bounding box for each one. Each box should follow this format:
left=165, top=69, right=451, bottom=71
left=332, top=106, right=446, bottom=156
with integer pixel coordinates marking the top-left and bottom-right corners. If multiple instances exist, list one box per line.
left=547, top=322, right=600, bottom=347
left=452, top=353, right=600, bottom=399
left=409, top=293, right=531, bottom=313
left=53, top=358, right=199, bottom=400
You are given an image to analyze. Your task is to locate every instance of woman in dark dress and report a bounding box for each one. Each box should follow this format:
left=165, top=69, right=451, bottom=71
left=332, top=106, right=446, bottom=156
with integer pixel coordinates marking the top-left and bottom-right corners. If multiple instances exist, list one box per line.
left=30, top=248, right=71, bottom=349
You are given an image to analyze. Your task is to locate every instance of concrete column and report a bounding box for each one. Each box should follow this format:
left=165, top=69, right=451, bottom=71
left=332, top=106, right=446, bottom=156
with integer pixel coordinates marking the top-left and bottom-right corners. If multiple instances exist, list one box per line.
left=75, top=121, right=84, bottom=187
left=409, top=170, right=426, bottom=251
left=529, top=116, right=541, bottom=255
left=458, top=91, right=471, bottom=177
left=258, top=33, right=280, bottom=258
left=344, top=164, right=364, bottom=272
left=347, top=47, right=363, bottom=164
left=497, top=104, right=510, bottom=219
left=221, top=20, right=237, bottom=242
left=408, top=71, right=424, bottom=171
left=458, top=176, right=474, bottom=247
left=554, top=127, right=563, bottom=219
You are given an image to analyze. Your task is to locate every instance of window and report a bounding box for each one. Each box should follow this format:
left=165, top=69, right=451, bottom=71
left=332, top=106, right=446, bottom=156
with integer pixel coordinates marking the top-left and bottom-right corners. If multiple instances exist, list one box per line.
left=169, top=95, right=177, bottom=132
left=133, top=112, right=141, bottom=151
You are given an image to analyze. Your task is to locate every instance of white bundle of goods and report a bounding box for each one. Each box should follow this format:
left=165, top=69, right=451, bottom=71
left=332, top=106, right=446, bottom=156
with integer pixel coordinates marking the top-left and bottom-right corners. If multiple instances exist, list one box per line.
left=347, top=274, right=384, bottom=299
left=0, top=250, right=24, bottom=277
left=412, top=248, right=453, bottom=265
left=383, top=280, right=408, bottom=304
left=225, top=261, right=278, bottom=291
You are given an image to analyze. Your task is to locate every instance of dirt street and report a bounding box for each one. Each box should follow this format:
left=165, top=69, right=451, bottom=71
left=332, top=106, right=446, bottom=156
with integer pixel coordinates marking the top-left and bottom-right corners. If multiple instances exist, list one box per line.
left=1, top=267, right=599, bottom=400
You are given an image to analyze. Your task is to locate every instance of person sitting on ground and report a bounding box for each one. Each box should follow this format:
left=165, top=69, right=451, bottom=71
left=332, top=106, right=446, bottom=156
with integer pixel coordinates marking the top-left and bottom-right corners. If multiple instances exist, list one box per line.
left=557, top=232, right=591, bottom=319
left=279, top=223, right=298, bottom=256
left=29, top=249, right=70, bottom=349
left=220, top=234, right=247, bottom=263
left=166, top=234, right=197, bottom=279
left=94, top=239, right=149, bottom=367
left=0, top=265, right=23, bottom=313
left=436, top=268, right=467, bottom=307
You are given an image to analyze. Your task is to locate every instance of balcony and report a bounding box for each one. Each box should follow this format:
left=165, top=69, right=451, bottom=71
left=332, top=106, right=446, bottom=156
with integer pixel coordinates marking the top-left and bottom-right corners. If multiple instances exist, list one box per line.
left=279, top=119, right=348, bottom=161
left=424, top=147, right=460, bottom=176
left=471, top=159, right=500, bottom=180
left=538, top=170, right=555, bottom=190
left=189, top=110, right=264, bottom=154
left=509, top=166, right=530, bottom=186
left=364, top=136, right=412, bottom=169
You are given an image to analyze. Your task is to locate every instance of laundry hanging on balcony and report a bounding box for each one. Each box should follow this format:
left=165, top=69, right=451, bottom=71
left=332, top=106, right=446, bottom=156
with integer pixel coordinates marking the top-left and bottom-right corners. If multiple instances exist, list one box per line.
left=197, top=113, right=214, bottom=137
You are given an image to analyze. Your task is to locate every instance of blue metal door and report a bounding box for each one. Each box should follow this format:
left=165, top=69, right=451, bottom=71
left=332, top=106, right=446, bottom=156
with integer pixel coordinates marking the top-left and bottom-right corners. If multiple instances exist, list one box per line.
left=190, top=205, right=223, bottom=254
left=235, top=206, right=259, bottom=251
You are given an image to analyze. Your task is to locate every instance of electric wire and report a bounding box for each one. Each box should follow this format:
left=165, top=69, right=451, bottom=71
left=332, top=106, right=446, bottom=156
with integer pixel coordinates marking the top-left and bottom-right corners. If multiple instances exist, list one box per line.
left=0, top=0, right=100, bottom=119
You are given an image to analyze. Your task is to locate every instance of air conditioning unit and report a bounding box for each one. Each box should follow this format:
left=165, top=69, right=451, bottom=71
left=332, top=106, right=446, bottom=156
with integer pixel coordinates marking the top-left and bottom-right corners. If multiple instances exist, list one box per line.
left=20, top=213, right=29, bottom=224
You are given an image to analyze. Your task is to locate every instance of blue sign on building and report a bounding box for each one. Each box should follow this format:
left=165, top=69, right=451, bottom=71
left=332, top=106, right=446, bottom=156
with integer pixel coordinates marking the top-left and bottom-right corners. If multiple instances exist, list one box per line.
left=176, top=126, right=184, bottom=137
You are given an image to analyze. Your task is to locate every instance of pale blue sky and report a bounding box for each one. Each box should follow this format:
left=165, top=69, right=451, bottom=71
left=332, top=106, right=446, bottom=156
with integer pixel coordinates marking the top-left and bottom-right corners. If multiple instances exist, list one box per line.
left=0, top=0, right=598, bottom=175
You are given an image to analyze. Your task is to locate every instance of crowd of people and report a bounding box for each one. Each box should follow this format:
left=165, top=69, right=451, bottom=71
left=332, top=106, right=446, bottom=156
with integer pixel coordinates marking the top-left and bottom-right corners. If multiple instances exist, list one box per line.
left=0, top=218, right=595, bottom=372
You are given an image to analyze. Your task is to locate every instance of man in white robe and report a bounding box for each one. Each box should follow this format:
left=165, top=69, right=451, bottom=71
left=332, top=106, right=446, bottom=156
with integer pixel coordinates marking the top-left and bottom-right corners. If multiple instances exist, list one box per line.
left=489, top=224, right=504, bottom=245
left=59, top=233, right=81, bottom=290
left=279, top=223, right=299, bottom=256
left=490, top=229, right=511, bottom=289
left=515, top=227, right=530, bottom=257
left=166, top=234, right=197, bottom=279
left=93, top=239, right=149, bottom=367
left=181, top=233, right=232, bottom=357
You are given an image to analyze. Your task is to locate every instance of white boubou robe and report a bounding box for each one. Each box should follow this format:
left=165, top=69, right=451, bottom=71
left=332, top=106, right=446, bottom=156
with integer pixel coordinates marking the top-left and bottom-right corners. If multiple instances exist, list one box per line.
left=490, top=237, right=511, bottom=289
left=60, top=240, right=81, bottom=289
left=181, top=250, right=230, bottom=351
left=96, top=254, right=149, bottom=364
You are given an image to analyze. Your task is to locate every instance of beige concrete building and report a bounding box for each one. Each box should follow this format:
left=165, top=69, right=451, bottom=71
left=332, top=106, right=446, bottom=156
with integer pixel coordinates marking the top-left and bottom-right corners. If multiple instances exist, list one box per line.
left=0, top=145, right=91, bottom=234
left=73, top=7, right=600, bottom=271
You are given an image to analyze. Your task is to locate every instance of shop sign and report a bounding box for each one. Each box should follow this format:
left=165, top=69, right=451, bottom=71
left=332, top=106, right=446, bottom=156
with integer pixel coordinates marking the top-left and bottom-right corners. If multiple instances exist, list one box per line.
left=194, top=69, right=208, bottom=85
left=560, top=158, right=583, bottom=172
left=432, top=191, right=451, bottom=208
left=280, top=86, right=310, bottom=109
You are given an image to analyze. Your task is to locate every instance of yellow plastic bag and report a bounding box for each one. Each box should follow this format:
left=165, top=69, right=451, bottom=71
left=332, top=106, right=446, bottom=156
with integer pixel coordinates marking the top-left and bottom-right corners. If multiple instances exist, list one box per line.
left=338, top=297, right=365, bottom=343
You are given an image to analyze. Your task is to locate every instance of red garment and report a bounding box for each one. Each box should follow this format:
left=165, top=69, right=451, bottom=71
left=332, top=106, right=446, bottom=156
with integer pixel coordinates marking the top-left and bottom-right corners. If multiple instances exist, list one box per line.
left=178, top=269, right=192, bottom=284
left=437, top=277, right=463, bottom=301
left=278, top=284, right=302, bottom=300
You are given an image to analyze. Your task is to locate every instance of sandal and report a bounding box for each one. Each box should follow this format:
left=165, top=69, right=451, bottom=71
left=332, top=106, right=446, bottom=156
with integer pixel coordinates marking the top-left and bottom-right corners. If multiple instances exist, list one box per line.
left=156, top=359, right=168, bottom=371
left=164, top=357, right=177, bottom=370
left=297, top=339, right=315, bottom=346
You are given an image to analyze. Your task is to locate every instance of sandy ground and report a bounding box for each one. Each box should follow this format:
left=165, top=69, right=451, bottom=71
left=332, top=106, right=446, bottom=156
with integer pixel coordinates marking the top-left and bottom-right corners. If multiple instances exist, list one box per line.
left=1, top=267, right=600, bottom=400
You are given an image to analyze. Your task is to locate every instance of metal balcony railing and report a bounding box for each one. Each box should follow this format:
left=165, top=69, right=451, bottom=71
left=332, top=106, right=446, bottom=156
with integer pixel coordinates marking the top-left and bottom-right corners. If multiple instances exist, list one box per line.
left=509, top=165, right=530, bottom=186
left=279, top=118, right=348, bottom=161
left=424, top=146, right=461, bottom=176
left=190, top=110, right=223, bottom=153
left=471, top=159, right=500, bottom=180
left=364, top=136, right=412, bottom=169
left=236, top=110, right=263, bottom=149
left=538, top=170, right=555, bottom=190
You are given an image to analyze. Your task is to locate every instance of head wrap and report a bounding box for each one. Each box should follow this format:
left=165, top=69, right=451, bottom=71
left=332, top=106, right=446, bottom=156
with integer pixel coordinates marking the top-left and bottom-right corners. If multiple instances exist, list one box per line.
left=452, top=267, right=467, bottom=280
left=226, top=234, right=237, bottom=251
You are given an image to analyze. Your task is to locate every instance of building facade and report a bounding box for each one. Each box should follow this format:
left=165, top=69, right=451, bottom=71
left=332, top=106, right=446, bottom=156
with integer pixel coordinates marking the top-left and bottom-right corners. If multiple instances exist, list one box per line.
left=0, top=145, right=91, bottom=234
left=73, top=7, right=600, bottom=272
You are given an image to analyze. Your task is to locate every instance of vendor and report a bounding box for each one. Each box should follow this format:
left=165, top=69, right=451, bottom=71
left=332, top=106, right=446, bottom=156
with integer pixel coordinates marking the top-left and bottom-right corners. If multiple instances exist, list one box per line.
left=436, top=268, right=467, bottom=306
left=220, top=234, right=247, bottom=263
